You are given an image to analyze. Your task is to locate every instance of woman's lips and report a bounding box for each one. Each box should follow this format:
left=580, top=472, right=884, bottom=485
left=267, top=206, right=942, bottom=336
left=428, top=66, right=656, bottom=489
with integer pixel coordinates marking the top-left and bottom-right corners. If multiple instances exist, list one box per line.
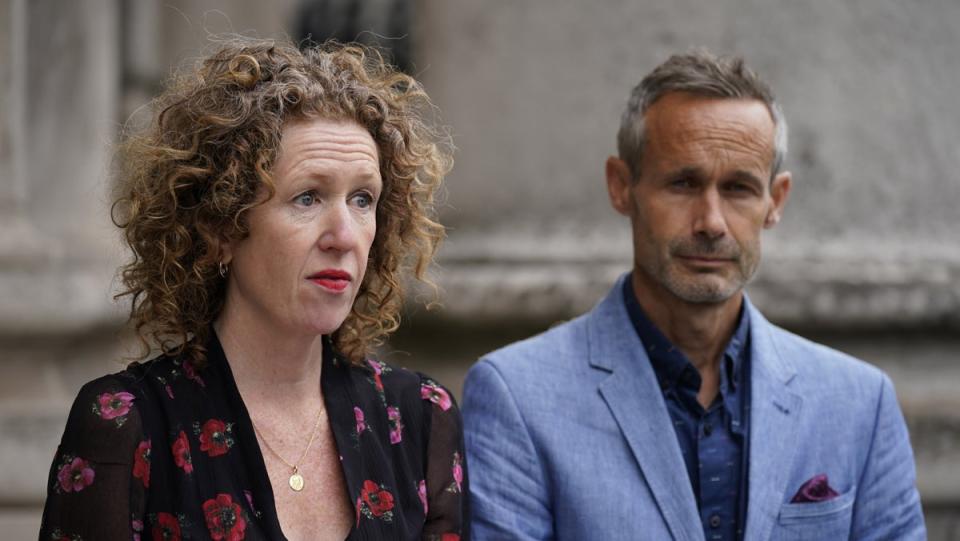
left=307, top=270, right=351, bottom=292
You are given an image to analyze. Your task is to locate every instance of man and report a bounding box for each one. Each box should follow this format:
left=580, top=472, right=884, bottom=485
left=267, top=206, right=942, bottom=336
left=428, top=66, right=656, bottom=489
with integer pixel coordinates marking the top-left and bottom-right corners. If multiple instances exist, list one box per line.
left=462, top=51, right=925, bottom=540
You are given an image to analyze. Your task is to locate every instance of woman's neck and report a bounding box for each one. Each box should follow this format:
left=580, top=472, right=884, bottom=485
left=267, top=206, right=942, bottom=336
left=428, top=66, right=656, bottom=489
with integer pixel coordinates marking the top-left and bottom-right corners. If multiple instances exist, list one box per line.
left=213, top=304, right=325, bottom=408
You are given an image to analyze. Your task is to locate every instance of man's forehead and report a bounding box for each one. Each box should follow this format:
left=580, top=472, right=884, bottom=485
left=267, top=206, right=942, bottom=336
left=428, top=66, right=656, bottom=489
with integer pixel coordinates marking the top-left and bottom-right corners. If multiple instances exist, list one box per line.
left=647, top=92, right=774, bottom=130
left=645, top=94, right=776, bottom=149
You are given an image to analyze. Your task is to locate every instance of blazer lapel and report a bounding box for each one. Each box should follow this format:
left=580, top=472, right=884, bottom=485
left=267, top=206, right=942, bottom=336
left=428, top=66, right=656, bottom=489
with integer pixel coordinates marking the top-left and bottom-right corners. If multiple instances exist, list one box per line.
left=743, top=300, right=803, bottom=541
left=589, top=277, right=703, bottom=541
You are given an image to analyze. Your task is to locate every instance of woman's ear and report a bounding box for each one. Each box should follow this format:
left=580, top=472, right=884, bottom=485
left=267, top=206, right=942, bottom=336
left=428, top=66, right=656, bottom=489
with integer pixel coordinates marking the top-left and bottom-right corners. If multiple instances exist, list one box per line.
left=213, top=235, right=234, bottom=276
left=219, top=243, right=233, bottom=266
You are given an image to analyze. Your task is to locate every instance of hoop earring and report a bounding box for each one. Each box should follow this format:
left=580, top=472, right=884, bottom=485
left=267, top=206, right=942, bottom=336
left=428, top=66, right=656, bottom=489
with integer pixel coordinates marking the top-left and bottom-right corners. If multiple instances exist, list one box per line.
left=218, top=261, right=229, bottom=278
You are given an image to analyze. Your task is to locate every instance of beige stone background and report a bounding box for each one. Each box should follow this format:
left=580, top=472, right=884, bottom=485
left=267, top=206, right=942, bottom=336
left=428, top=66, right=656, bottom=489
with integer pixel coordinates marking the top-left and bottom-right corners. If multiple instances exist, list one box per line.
left=2, top=0, right=958, bottom=538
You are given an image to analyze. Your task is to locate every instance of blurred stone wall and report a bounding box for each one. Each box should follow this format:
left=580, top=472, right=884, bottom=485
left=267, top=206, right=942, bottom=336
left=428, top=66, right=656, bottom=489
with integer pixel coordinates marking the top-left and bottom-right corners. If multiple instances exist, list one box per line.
left=1, top=0, right=957, bottom=538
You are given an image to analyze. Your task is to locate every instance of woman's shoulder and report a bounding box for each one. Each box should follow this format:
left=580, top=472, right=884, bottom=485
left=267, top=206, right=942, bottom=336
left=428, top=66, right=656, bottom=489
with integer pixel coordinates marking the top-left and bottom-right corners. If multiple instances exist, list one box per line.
left=69, top=351, right=208, bottom=427
left=56, top=365, right=154, bottom=468
left=345, top=357, right=457, bottom=412
left=63, top=355, right=166, bottom=421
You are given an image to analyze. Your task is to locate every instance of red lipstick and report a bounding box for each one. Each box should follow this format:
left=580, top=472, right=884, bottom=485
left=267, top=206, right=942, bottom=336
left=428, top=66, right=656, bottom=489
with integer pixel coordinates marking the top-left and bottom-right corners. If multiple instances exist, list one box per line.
left=308, top=269, right=352, bottom=292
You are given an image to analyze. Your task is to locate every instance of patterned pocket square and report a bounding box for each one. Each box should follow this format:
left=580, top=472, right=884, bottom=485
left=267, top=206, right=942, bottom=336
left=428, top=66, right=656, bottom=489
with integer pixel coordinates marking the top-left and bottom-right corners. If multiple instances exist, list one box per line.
left=791, top=473, right=840, bottom=503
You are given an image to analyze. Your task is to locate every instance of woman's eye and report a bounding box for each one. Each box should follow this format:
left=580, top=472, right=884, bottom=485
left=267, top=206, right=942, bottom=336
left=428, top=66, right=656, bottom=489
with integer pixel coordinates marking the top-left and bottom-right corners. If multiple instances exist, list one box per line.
left=295, top=192, right=317, bottom=206
left=353, top=192, right=374, bottom=209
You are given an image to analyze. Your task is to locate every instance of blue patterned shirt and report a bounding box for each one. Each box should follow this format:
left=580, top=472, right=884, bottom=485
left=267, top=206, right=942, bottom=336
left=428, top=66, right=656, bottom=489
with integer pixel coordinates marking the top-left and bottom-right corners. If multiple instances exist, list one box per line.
left=623, top=276, right=751, bottom=541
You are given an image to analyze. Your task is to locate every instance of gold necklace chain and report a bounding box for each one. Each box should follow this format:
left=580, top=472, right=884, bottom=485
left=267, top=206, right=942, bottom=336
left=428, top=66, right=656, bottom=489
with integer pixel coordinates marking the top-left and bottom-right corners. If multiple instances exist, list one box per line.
left=251, top=405, right=326, bottom=492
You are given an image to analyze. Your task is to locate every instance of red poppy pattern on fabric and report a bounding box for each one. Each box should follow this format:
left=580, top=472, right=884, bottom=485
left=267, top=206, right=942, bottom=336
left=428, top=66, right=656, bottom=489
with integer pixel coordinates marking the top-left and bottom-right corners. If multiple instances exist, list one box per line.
left=151, top=512, right=182, bottom=541
left=447, top=452, right=463, bottom=493
left=194, top=419, right=234, bottom=457
left=202, top=493, right=247, bottom=541
left=172, top=430, right=193, bottom=474
left=243, top=489, right=261, bottom=519
left=365, top=359, right=395, bottom=408
left=421, top=380, right=452, bottom=411
left=354, top=406, right=367, bottom=435
left=153, top=375, right=173, bottom=400
left=387, top=406, right=404, bottom=444
left=417, top=479, right=428, bottom=516
left=55, top=456, right=94, bottom=493
left=366, top=359, right=386, bottom=393
left=132, top=518, right=144, bottom=541
left=355, top=496, right=362, bottom=527
left=359, top=480, right=395, bottom=522
left=133, top=439, right=152, bottom=488
left=48, top=528, right=81, bottom=540
left=92, top=391, right=136, bottom=426
left=182, top=358, right=206, bottom=388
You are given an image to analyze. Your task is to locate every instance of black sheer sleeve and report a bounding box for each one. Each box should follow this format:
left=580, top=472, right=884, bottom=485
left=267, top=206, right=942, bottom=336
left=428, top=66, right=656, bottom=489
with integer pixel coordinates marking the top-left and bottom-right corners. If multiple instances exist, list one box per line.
left=39, top=376, right=148, bottom=540
left=420, top=377, right=469, bottom=541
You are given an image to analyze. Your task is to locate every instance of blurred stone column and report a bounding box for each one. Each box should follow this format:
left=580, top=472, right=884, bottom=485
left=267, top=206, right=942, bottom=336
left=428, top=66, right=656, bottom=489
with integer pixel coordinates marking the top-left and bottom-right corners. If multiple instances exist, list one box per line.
left=0, top=0, right=124, bottom=534
left=0, top=0, right=38, bottom=259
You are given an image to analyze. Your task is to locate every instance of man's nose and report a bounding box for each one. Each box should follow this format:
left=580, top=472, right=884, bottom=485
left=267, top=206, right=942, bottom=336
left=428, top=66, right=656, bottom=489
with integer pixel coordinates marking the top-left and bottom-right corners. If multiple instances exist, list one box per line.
left=317, top=201, right=357, bottom=251
left=692, top=190, right=727, bottom=239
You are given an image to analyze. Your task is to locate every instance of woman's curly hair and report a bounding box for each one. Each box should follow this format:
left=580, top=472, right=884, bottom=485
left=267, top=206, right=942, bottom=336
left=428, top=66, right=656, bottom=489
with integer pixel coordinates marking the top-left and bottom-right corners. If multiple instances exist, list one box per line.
left=113, top=37, right=450, bottom=367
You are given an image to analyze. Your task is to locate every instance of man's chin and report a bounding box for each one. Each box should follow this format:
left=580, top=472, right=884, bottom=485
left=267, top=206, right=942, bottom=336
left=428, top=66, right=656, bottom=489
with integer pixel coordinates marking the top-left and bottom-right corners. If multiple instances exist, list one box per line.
left=666, top=278, right=742, bottom=305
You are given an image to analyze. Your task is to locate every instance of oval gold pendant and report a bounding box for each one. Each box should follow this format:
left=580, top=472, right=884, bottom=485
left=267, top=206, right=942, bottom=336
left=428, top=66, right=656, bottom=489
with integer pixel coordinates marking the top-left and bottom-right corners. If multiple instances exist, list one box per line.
left=289, top=473, right=304, bottom=491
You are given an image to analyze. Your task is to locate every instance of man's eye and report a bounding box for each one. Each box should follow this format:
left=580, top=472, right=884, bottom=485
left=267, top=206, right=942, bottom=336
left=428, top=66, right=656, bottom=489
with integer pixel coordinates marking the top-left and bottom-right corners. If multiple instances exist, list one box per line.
left=295, top=192, right=317, bottom=206
left=670, top=178, right=694, bottom=189
left=726, top=182, right=755, bottom=194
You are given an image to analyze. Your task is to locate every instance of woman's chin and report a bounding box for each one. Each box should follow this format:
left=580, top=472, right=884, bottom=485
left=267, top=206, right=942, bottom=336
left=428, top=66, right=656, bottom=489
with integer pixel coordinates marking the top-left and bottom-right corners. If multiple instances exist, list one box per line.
left=297, top=315, right=349, bottom=337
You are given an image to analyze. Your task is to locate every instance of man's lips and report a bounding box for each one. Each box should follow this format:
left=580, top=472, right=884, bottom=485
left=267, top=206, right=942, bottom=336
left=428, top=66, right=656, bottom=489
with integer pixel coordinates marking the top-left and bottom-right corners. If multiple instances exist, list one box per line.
left=676, top=255, right=735, bottom=266
left=307, top=269, right=352, bottom=292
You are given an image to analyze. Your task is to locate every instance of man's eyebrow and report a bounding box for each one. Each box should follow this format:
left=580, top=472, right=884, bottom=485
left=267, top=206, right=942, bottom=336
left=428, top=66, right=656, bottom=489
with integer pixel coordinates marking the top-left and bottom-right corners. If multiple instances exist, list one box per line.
left=665, top=166, right=703, bottom=179
left=728, top=169, right=765, bottom=186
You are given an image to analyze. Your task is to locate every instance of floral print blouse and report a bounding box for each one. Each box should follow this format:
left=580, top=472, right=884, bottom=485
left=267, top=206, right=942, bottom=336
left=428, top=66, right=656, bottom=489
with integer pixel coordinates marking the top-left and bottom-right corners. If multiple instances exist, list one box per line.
left=40, top=334, right=468, bottom=540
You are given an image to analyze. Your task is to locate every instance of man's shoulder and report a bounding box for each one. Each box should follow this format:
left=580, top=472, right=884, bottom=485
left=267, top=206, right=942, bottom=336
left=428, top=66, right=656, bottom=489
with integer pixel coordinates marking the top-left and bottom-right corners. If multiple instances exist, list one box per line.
left=762, top=320, right=889, bottom=396
left=481, top=312, right=591, bottom=372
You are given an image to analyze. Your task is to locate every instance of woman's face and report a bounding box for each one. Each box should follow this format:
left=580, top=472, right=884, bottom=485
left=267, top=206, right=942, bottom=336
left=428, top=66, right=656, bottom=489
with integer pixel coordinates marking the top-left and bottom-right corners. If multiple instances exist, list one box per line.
left=222, top=118, right=382, bottom=338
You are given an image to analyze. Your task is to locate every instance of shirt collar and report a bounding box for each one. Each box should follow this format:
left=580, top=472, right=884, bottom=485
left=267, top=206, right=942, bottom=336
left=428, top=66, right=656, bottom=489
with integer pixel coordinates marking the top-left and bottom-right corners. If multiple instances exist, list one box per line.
left=622, top=274, right=750, bottom=394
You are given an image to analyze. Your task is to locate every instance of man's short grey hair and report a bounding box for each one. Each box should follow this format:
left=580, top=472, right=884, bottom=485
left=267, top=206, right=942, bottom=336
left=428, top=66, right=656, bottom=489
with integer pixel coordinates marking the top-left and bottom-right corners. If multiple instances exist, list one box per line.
left=617, top=50, right=788, bottom=180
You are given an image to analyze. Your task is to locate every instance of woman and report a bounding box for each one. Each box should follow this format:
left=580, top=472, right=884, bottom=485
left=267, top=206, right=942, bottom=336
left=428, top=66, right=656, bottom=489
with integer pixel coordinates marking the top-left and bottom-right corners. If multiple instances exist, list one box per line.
left=40, top=38, right=466, bottom=540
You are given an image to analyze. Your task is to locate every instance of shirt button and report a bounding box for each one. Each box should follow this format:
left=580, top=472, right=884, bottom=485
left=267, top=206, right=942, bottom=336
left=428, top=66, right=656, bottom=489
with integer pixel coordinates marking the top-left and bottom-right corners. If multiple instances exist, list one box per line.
left=710, top=514, right=721, bottom=528
left=703, top=422, right=713, bottom=437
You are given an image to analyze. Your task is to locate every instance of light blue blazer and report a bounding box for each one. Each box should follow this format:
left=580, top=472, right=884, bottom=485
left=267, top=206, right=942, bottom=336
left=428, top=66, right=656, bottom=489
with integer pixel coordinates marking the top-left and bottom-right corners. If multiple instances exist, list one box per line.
left=462, top=274, right=925, bottom=540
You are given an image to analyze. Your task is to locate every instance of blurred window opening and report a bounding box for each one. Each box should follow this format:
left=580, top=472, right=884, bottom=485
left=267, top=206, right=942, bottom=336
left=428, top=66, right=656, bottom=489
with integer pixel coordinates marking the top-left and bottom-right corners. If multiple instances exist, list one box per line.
left=295, top=0, right=413, bottom=74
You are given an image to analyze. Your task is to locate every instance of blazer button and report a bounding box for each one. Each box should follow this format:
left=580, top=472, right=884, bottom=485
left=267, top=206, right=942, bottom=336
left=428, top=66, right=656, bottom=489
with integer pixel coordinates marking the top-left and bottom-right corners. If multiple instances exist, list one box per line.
left=709, top=514, right=721, bottom=528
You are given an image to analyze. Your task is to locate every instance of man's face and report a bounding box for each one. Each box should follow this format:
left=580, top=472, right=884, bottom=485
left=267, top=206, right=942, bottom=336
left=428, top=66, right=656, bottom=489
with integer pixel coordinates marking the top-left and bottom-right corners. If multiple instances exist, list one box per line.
left=607, top=92, right=791, bottom=306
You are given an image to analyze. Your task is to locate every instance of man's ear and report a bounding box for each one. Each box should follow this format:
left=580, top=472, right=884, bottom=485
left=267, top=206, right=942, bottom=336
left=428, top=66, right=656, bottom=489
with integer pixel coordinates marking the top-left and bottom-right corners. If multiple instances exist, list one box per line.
left=764, top=170, right=792, bottom=228
left=606, top=156, right=634, bottom=216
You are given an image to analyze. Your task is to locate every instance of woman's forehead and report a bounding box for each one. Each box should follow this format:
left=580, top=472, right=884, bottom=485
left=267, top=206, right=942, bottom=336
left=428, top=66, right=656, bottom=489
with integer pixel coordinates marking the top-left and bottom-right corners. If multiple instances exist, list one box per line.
left=275, top=119, right=380, bottom=175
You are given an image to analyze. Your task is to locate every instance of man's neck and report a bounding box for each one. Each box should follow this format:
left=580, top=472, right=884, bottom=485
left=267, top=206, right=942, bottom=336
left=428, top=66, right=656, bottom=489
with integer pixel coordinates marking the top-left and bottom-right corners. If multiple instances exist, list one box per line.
left=630, top=272, right=742, bottom=374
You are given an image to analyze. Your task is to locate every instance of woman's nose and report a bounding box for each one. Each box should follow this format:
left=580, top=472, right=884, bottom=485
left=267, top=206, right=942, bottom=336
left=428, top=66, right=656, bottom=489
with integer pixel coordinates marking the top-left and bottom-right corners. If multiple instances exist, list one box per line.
left=317, top=201, right=357, bottom=252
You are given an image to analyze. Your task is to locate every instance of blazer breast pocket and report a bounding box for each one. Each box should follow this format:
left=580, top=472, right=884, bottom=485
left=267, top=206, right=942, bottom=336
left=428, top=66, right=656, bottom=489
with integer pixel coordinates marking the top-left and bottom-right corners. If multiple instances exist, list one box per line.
left=775, top=487, right=856, bottom=541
